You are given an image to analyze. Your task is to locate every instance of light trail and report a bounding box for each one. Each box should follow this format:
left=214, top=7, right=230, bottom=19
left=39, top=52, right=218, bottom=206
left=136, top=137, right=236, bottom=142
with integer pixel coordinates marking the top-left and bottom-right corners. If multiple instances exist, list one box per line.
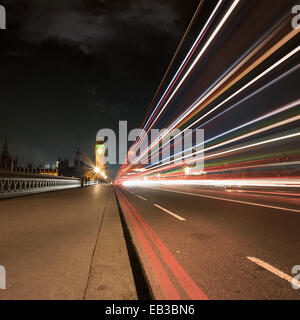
left=138, top=131, right=300, bottom=177
left=148, top=0, right=240, bottom=128
left=126, top=0, right=224, bottom=166
left=147, top=109, right=300, bottom=172
left=116, top=2, right=300, bottom=197
left=126, top=34, right=300, bottom=169
left=145, top=65, right=300, bottom=167
left=130, top=42, right=299, bottom=172
left=146, top=99, right=300, bottom=171
left=137, top=0, right=224, bottom=137
left=122, top=178, right=300, bottom=189
left=194, top=161, right=300, bottom=175
left=126, top=0, right=241, bottom=166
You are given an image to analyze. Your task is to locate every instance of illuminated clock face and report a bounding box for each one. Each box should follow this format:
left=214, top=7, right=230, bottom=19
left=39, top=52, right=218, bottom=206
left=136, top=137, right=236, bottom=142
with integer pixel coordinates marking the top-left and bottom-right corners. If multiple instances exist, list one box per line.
left=96, top=145, right=105, bottom=155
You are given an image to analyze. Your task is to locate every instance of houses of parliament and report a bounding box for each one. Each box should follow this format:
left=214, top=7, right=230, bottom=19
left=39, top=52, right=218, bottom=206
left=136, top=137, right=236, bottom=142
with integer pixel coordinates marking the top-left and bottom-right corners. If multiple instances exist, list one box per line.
left=0, top=138, right=18, bottom=171
left=0, top=138, right=107, bottom=182
left=0, top=138, right=85, bottom=178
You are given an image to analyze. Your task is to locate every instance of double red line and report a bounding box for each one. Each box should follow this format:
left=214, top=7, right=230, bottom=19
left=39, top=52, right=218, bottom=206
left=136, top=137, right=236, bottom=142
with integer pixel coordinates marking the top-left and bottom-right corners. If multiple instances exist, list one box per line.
left=116, top=188, right=208, bottom=300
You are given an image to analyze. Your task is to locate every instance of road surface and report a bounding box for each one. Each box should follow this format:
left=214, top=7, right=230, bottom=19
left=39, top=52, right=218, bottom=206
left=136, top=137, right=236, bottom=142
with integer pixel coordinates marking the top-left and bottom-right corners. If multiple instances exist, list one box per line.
left=1, top=182, right=299, bottom=300
left=116, top=185, right=300, bottom=300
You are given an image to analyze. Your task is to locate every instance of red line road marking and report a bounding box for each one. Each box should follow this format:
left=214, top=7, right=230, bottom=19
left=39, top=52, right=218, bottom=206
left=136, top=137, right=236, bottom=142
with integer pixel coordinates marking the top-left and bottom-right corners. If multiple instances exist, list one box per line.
left=116, top=189, right=181, bottom=300
left=117, top=188, right=208, bottom=300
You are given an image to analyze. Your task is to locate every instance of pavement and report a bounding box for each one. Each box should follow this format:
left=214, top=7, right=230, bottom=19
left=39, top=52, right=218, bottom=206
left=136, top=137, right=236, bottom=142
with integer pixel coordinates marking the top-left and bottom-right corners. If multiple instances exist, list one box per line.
left=116, top=185, right=300, bottom=300
left=0, top=185, right=137, bottom=300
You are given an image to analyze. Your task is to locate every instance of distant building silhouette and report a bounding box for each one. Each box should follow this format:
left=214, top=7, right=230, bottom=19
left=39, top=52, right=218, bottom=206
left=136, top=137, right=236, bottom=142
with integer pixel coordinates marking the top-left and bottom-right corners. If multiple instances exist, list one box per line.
left=0, top=139, right=87, bottom=177
left=0, top=137, right=57, bottom=175
left=0, top=138, right=18, bottom=171
left=58, top=148, right=85, bottom=178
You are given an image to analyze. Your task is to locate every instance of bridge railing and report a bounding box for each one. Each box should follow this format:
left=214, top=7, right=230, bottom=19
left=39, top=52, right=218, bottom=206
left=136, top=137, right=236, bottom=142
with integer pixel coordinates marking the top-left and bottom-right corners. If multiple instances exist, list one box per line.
left=0, top=171, right=82, bottom=199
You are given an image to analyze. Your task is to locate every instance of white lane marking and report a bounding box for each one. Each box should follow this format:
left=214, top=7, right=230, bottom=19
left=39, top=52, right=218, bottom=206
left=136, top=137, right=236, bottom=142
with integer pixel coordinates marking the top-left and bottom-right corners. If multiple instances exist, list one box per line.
left=137, top=195, right=147, bottom=201
left=148, top=187, right=300, bottom=214
left=154, top=204, right=186, bottom=221
left=247, top=257, right=300, bottom=289
left=127, top=190, right=136, bottom=196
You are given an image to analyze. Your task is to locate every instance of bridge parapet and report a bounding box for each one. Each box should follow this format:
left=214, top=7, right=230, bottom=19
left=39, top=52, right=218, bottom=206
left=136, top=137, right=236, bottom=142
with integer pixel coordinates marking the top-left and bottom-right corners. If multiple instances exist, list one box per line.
left=0, top=171, right=82, bottom=199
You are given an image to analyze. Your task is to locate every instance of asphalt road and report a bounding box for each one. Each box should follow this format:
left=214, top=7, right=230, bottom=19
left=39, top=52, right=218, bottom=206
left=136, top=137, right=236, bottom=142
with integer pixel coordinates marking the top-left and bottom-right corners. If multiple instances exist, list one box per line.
left=117, top=185, right=300, bottom=300
left=1, top=182, right=299, bottom=300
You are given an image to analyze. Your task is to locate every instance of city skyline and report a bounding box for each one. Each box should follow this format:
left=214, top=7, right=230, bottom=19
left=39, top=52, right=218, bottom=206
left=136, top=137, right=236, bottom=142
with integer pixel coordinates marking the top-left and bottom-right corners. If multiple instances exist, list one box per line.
left=0, top=0, right=199, bottom=177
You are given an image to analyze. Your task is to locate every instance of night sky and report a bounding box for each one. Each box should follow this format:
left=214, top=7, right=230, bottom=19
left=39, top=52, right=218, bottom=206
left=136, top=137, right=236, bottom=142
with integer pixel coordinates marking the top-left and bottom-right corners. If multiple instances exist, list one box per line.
left=0, top=0, right=199, bottom=174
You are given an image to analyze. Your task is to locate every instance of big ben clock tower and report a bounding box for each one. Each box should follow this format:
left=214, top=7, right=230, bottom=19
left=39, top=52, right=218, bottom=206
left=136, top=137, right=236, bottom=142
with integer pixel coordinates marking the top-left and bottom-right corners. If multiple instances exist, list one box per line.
left=94, top=136, right=106, bottom=179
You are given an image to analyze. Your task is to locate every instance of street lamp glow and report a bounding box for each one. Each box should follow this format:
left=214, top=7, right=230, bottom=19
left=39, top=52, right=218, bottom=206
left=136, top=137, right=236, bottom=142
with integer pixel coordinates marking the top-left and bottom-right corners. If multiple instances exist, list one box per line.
left=94, top=167, right=100, bottom=173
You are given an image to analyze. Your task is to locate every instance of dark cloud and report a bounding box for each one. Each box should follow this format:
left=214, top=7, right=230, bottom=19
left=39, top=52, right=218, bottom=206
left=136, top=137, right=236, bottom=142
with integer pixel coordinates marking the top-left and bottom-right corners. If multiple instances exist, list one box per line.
left=3, top=0, right=196, bottom=53
left=0, top=0, right=199, bottom=176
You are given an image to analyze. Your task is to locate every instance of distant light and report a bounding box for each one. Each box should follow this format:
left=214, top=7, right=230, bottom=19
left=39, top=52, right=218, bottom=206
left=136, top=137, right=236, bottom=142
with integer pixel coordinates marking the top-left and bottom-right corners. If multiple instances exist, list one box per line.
left=94, top=167, right=100, bottom=173
left=133, top=168, right=146, bottom=172
left=184, top=167, right=191, bottom=175
left=121, top=178, right=299, bottom=188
